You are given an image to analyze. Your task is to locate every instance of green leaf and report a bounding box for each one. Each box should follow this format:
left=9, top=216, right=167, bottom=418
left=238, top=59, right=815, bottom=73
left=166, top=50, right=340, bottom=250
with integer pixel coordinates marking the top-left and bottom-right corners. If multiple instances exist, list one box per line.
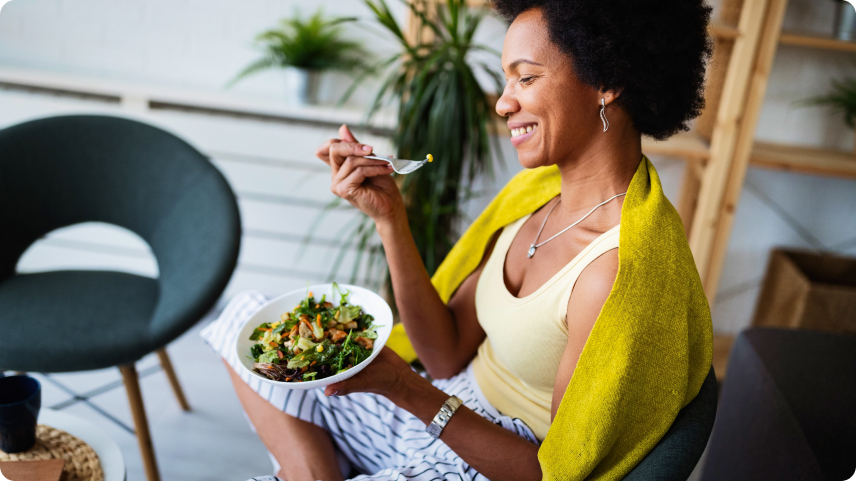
left=249, top=323, right=272, bottom=341
left=288, top=339, right=339, bottom=369
left=802, top=75, right=856, bottom=128
left=354, top=328, right=378, bottom=340
left=228, top=8, right=370, bottom=87
left=258, top=350, right=280, bottom=364
left=311, top=0, right=502, bottom=299
left=338, top=305, right=362, bottom=325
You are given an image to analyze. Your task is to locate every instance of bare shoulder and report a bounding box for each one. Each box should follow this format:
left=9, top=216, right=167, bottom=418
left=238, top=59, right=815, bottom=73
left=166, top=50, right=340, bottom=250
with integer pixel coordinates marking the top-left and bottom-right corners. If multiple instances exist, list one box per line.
left=567, top=249, right=619, bottom=329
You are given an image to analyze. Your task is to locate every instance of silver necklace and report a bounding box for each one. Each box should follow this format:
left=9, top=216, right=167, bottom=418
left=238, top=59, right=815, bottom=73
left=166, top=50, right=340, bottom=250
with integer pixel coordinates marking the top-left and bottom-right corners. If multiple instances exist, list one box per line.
left=527, top=192, right=626, bottom=258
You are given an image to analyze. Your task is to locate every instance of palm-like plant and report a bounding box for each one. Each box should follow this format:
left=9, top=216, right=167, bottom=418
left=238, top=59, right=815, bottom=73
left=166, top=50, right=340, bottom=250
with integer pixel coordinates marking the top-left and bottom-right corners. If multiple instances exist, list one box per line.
left=230, top=9, right=367, bottom=85
left=326, top=0, right=503, bottom=290
left=805, top=76, right=856, bottom=128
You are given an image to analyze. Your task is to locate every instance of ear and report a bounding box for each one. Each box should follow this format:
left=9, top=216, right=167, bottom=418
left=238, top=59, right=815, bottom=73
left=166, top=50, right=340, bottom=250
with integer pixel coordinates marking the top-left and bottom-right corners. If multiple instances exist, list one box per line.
left=598, top=89, right=622, bottom=106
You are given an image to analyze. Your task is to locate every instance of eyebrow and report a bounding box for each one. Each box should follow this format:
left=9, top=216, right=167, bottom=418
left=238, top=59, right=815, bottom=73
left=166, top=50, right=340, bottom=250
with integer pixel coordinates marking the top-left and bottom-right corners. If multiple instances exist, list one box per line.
left=503, top=59, right=546, bottom=73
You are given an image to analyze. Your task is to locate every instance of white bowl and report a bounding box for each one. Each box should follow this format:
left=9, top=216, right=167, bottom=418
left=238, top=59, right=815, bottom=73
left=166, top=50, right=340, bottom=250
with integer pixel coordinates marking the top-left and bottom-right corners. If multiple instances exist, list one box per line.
left=235, top=284, right=393, bottom=390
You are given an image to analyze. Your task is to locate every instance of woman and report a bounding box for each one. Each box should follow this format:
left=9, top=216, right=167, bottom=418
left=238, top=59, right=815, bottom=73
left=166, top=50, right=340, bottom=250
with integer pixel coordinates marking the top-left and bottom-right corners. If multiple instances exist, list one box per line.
left=203, top=1, right=714, bottom=480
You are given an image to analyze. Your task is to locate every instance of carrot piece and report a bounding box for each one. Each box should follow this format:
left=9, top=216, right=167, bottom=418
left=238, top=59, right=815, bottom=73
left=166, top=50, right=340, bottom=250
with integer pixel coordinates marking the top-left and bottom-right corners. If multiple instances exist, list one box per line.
left=308, top=291, right=313, bottom=297
left=269, top=341, right=278, bottom=347
left=301, top=366, right=308, bottom=373
left=316, top=314, right=322, bottom=328
left=285, top=377, right=292, bottom=382
left=310, top=361, right=317, bottom=366
left=259, top=328, right=272, bottom=332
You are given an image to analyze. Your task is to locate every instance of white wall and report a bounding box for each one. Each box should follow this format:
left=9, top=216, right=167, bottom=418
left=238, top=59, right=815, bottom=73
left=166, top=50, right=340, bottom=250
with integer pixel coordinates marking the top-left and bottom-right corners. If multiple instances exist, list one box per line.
left=0, top=0, right=408, bottom=106
left=1, top=0, right=855, bottom=334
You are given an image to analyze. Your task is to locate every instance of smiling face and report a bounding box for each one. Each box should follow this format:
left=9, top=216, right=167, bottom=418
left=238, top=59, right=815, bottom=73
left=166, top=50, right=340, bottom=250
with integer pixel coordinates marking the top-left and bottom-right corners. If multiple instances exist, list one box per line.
left=497, top=8, right=603, bottom=169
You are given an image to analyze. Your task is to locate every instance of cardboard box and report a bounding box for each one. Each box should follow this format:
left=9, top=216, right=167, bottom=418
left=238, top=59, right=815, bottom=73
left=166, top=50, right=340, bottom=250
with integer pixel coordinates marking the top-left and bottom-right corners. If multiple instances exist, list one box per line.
left=752, top=249, right=856, bottom=334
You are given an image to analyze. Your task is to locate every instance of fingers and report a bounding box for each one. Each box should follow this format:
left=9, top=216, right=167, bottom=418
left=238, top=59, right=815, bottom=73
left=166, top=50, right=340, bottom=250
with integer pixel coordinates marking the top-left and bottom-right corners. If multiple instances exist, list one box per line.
left=325, top=375, right=368, bottom=396
left=333, top=156, right=391, bottom=183
left=315, top=124, right=359, bottom=165
left=331, top=164, right=394, bottom=200
left=325, top=381, right=347, bottom=397
left=339, top=124, right=358, bottom=143
left=329, top=141, right=375, bottom=175
left=315, top=138, right=340, bottom=165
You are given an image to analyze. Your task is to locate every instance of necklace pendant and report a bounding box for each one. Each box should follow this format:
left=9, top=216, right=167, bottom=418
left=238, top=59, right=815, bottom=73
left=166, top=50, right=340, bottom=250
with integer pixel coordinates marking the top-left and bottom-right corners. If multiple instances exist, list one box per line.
left=527, top=244, right=536, bottom=258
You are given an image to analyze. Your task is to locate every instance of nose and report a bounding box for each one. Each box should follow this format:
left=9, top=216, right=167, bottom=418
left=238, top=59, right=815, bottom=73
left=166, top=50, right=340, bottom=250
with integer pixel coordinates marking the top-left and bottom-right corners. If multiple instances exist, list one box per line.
left=495, top=83, right=519, bottom=117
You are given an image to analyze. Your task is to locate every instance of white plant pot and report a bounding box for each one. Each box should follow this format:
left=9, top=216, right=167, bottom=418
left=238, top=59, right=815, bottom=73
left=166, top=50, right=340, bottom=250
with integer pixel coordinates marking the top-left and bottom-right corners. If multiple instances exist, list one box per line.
left=835, top=1, right=856, bottom=41
left=284, top=67, right=321, bottom=106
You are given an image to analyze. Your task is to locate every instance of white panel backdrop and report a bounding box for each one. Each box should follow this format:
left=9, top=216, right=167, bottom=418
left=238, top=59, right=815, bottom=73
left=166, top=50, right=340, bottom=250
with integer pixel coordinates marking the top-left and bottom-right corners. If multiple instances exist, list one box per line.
left=1, top=0, right=855, bottom=334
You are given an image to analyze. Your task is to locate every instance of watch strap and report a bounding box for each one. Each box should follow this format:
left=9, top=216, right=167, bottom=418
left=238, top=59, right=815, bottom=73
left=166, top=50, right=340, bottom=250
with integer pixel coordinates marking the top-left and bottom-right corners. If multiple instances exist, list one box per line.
left=426, top=395, right=463, bottom=439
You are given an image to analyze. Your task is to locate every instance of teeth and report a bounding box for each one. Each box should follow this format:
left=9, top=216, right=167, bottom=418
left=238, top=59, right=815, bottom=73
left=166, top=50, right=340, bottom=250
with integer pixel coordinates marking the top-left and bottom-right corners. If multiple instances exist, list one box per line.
left=510, top=125, right=537, bottom=138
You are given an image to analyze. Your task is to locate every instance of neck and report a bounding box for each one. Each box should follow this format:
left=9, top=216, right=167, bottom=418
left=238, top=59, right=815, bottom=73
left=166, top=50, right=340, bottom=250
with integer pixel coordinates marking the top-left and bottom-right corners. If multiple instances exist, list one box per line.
left=555, top=121, right=641, bottom=217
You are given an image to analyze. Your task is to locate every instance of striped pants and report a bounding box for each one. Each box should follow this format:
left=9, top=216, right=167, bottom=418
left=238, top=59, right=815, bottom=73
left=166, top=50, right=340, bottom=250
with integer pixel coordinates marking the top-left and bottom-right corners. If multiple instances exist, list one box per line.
left=201, top=291, right=539, bottom=481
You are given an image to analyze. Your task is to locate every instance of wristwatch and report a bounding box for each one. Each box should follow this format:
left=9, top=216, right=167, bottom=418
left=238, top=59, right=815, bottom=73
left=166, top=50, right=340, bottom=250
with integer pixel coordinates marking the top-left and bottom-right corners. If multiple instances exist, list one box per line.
left=426, top=395, right=463, bottom=439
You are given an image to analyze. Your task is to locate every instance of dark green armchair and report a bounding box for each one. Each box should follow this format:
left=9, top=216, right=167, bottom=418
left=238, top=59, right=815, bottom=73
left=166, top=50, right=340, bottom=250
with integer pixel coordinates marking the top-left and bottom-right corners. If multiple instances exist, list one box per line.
left=0, top=115, right=241, bottom=481
left=623, top=367, right=718, bottom=480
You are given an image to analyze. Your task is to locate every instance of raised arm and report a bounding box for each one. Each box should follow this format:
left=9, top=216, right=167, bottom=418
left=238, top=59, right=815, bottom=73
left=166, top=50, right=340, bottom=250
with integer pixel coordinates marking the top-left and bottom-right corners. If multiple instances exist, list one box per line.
left=316, top=125, right=487, bottom=379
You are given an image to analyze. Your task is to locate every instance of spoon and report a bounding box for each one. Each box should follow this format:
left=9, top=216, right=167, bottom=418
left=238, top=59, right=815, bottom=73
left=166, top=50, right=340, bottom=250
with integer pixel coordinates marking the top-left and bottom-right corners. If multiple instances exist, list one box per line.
left=365, top=154, right=433, bottom=174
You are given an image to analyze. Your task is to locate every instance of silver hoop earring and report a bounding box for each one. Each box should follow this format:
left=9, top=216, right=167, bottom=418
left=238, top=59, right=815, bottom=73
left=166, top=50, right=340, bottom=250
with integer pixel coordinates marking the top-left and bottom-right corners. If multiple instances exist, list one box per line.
left=600, top=98, right=609, bottom=132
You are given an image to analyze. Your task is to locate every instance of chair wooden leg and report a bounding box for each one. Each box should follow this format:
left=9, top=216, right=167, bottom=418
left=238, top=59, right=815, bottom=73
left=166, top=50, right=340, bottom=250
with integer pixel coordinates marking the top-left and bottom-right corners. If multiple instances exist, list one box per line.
left=120, top=364, right=161, bottom=481
left=156, top=348, right=191, bottom=411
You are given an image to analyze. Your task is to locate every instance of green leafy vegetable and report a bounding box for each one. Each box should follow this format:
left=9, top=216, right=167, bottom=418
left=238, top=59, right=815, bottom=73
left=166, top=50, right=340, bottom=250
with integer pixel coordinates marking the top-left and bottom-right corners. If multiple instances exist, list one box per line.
left=249, top=286, right=377, bottom=382
left=249, top=323, right=272, bottom=341
left=258, top=350, right=280, bottom=364
left=339, top=304, right=362, bottom=325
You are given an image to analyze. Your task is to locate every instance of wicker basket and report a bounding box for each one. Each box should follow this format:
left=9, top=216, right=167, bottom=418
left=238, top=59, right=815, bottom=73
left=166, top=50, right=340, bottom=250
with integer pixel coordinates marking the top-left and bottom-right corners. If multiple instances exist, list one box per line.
left=0, top=424, right=104, bottom=481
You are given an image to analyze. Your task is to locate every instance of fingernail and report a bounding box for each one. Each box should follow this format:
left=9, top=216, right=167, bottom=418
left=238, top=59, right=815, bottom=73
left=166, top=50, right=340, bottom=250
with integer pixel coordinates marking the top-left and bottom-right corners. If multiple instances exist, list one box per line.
left=361, top=145, right=373, bottom=152
left=328, top=390, right=339, bottom=396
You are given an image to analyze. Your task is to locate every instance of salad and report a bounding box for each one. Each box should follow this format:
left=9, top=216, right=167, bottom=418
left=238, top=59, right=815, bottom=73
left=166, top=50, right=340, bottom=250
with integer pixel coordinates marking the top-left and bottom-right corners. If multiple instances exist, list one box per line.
left=249, top=283, right=378, bottom=382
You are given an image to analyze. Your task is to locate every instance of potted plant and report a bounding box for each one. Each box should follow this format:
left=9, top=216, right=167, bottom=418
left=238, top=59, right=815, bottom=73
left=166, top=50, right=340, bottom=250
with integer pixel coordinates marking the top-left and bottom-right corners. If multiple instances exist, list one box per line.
left=804, top=75, right=856, bottom=151
left=325, top=0, right=503, bottom=291
left=230, top=9, right=367, bottom=106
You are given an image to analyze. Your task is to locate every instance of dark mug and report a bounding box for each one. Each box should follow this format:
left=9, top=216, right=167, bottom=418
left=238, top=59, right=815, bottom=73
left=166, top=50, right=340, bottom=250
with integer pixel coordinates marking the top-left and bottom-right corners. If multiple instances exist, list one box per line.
left=0, top=375, right=41, bottom=453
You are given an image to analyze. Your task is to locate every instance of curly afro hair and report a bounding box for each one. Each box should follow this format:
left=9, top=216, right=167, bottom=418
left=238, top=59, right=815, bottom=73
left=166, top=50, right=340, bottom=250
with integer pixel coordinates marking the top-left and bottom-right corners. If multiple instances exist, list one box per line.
left=493, top=0, right=713, bottom=140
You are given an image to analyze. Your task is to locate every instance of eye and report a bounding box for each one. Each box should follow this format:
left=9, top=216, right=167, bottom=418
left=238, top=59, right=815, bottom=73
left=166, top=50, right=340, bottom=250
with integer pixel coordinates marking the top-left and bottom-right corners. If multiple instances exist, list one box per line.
left=519, top=76, right=536, bottom=86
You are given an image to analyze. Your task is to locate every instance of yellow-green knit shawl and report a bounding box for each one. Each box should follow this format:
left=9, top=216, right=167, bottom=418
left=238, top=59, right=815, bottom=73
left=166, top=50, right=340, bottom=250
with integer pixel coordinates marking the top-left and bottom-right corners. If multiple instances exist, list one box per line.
left=387, top=157, right=713, bottom=480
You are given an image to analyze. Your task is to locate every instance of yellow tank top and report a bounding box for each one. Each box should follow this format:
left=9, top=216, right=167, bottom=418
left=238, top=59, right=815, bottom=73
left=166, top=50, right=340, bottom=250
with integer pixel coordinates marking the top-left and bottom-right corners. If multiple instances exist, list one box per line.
left=471, top=214, right=620, bottom=440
